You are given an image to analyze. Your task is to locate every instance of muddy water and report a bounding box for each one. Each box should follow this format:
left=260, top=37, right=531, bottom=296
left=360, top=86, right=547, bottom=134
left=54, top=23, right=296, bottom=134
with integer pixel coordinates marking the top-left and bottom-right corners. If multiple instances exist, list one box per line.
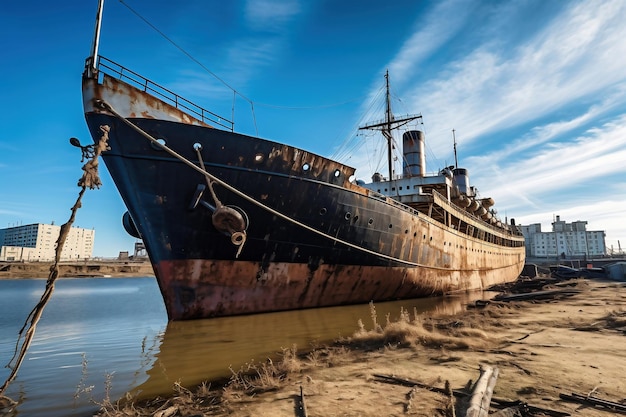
left=0, top=277, right=490, bottom=416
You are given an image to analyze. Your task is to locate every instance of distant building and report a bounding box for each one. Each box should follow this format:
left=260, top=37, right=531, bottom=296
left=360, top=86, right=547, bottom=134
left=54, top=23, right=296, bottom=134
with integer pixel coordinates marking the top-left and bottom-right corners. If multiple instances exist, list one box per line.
left=0, top=223, right=94, bottom=261
left=521, top=215, right=606, bottom=259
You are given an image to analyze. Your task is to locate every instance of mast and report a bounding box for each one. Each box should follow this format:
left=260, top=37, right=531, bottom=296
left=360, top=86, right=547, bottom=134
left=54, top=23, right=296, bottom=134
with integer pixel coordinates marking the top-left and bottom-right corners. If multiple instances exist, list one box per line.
left=383, top=71, right=394, bottom=180
left=452, top=129, right=458, bottom=169
left=86, top=0, right=105, bottom=78
left=360, top=70, right=422, bottom=181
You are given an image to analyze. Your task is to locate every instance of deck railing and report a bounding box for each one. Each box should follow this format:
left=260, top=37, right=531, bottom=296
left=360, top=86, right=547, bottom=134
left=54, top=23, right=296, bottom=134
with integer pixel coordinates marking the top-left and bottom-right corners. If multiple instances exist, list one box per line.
left=96, top=56, right=234, bottom=131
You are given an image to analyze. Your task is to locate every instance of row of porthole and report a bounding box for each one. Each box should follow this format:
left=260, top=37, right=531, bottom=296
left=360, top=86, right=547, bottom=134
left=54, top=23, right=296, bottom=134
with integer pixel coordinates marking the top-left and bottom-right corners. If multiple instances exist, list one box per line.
left=253, top=155, right=343, bottom=179
left=318, top=208, right=520, bottom=253
left=320, top=208, right=422, bottom=237
left=304, top=163, right=342, bottom=178
left=156, top=144, right=345, bottom=180
left=322, top=208, right=393, bottom=229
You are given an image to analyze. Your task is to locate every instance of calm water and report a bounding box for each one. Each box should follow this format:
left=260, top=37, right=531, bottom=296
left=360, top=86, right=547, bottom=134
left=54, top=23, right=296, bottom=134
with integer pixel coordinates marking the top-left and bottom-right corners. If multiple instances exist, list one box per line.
left=0, top=277, right=489, bottom=416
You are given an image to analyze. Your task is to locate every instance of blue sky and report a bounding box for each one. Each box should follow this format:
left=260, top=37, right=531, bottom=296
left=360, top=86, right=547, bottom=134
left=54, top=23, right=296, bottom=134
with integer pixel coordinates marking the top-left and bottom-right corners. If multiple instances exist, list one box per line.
left=1, top=0, right=625, bottom=257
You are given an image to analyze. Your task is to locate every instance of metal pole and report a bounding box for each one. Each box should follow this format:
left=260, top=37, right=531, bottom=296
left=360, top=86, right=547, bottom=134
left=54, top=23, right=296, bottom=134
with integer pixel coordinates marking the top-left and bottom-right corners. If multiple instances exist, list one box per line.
left=87, top=0, right=105, bottom=78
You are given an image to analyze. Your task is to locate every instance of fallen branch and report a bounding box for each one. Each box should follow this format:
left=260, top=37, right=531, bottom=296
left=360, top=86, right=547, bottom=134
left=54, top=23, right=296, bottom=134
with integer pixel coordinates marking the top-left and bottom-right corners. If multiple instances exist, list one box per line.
left=372, top=374, right=570, bottom=417
left=494, top=289, right=580, bottom=302
left=559, top=392, right=626, bottom=414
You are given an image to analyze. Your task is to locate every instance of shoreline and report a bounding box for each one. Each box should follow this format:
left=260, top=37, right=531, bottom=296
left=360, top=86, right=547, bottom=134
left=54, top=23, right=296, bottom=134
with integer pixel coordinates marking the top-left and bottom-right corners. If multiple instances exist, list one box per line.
left=93, top=277, right=626, bottom=417
left=0, top=260, right=154, bottom=279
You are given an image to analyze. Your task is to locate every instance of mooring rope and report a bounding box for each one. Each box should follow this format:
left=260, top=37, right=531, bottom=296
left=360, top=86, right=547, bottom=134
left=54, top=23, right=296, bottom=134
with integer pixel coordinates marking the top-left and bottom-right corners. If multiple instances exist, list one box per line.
left=0, top=127, right=110, bottom=405
left=95, top=100, right=436, bottom=268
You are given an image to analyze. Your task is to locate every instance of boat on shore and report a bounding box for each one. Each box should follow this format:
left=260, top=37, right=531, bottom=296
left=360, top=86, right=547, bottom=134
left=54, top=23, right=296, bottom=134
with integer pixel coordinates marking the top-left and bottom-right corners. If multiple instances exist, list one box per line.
left=81, top=1, right=525, bottom=320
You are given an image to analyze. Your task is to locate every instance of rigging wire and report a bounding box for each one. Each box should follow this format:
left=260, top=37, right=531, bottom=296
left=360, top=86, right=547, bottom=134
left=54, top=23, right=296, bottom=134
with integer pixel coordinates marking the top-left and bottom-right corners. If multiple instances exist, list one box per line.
left=330, top=84, right=386, bottom=162
left=118, top=0, right=247, bottom=102
left=117, top=0, right=260, bottom=136
left=117, top=0, right=368, bottom=135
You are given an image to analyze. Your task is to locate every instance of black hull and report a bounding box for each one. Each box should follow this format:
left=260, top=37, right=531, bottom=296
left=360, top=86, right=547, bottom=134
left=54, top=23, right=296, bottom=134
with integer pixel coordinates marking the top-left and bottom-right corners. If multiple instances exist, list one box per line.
left=84, top=113, right=524, bottom=320
left=81, top=59, right=525, bottom=320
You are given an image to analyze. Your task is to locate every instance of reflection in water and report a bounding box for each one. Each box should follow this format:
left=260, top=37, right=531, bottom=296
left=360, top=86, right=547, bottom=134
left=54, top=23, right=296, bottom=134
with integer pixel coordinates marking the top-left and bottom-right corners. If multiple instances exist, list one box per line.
left=132, top=291, right=490, bottom=399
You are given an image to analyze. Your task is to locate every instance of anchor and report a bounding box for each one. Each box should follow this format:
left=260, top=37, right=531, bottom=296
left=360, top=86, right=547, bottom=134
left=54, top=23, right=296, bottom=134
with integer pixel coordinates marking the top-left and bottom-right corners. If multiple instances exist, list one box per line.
left=190, top=144, right=249, bottom=258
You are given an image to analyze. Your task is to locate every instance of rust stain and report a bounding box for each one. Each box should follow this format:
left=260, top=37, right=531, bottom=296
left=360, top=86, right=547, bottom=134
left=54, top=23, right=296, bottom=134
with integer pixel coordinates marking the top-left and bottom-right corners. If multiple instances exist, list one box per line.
left=154, top=256, right=524, bottom=320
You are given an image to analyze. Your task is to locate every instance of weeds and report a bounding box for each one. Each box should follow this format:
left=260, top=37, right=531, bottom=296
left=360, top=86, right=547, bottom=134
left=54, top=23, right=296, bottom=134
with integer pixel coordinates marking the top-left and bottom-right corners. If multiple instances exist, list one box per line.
left=349, top=304, right=493, bottom=351
left=73, top=353, right=95, bottom=403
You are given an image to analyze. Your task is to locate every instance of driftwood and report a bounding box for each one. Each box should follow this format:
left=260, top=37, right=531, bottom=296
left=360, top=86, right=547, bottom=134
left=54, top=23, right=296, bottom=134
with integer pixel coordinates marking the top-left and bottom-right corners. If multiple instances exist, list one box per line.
left=494, top=289, right=580, bottom=302
left=465, top=365, right=498, bottom=417
left=372, top=374, right=570, bottom=417
left=490, top=399, right=570, bottom=417
left=372, top=374, right=466, bottom=397
left=559, top=392, right=626, bottom=414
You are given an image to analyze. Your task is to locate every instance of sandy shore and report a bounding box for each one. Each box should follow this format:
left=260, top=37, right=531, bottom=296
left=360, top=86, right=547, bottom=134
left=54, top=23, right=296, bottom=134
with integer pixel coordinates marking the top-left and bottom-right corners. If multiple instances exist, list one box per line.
left=90, top=276, right=626, bottom=417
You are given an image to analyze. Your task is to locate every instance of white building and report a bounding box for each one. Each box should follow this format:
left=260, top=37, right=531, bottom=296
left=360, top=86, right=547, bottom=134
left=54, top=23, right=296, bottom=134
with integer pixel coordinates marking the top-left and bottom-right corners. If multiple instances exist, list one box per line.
left=0, top=223, right=95, bottom=261
left=521, top=215, right=606, bottom=259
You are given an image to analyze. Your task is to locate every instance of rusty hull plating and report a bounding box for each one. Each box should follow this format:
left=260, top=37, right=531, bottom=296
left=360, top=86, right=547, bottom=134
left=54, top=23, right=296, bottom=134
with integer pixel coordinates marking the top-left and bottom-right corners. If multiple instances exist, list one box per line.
left=82, top=57, right=525, bottom=320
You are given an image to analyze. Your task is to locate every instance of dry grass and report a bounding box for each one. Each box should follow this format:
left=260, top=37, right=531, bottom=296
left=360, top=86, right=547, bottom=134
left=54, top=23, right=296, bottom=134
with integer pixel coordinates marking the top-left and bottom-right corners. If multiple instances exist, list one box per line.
left=349, top=303, right=493, bottom=352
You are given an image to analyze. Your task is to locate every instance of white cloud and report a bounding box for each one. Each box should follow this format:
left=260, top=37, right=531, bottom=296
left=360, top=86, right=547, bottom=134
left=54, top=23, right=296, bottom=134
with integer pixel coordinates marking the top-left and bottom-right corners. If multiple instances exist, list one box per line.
left=244, top=0, right=301, bottom=32
left=475, top=112, right=626, bottom=202
left=393, top=0, right=626, bottom=156
left=344, top=0, right=626, bottom=251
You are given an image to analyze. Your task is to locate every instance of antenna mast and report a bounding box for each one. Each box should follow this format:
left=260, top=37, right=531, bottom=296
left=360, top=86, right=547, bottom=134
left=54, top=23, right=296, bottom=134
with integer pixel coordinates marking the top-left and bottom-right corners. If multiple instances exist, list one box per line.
left=86, top=0, right=105, bottom=78
left=359, top=70, right=422, bottom=181
left=383, top=71, right=393, bottom=180
left=452, top=129, right=458, bottom=168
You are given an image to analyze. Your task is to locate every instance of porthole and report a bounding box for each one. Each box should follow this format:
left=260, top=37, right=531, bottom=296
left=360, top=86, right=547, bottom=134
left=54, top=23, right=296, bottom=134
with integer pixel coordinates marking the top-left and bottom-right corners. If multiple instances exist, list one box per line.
left=368, top=218, right=374, bottom=225
left=333, top=169, right=341, bottom=177
left=319, top=208, right=327, bottom=215
left=254, top=153, right=264, bottom=163
left=344, top=212, right=352, bottom=220
left=388, top=224, right=393, bottom=229
left=353, top=215, right=359, bottom=222
left=151, top=138, right=167, bottom=150
left=303, top=163, right=310, bottom=171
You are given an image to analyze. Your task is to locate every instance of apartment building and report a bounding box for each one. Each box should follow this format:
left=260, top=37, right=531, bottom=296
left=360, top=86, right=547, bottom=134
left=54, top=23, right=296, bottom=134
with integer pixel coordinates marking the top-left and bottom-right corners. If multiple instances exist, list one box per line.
left=521, top=215, right=606, bottom=258
left=0, top=223, right=94, bottom=261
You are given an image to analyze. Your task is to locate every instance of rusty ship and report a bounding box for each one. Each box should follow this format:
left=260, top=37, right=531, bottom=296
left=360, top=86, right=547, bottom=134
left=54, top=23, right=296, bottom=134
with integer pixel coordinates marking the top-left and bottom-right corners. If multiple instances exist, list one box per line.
left=81, top=1, right=525, bottom=320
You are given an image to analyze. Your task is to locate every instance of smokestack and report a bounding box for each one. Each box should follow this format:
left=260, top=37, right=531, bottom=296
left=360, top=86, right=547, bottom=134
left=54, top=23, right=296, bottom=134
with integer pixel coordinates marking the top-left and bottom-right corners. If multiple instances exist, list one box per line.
left=402, top=130, right=425, bottom=177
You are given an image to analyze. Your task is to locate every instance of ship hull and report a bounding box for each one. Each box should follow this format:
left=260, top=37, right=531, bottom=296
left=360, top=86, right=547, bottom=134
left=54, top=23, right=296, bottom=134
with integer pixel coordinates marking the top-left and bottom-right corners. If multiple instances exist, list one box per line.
left=83, top=110, right=524, bottom=320
left=155, top=259, right=523, bottom=319
left=82, top=65, right=525, bottom=320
